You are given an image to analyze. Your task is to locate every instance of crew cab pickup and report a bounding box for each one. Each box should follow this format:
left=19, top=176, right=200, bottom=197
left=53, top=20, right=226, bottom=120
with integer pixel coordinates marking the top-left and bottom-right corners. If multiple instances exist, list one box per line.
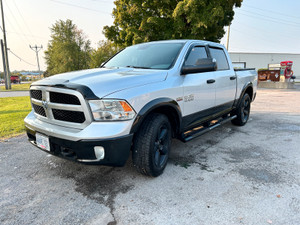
left=24, top=40, right=257, bottom=176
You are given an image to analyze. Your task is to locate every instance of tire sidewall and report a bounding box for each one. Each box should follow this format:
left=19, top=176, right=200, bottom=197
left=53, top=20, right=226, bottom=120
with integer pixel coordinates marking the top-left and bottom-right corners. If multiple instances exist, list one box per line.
left=149, top=117, right=172, bottom=176
left=239, top=93, right=251, bottom=125
left=132, top=113, right=172, bottom=177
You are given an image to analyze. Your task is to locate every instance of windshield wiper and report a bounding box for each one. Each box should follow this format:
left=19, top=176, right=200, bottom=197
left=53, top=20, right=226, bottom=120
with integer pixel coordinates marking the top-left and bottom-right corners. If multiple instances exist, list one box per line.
left=125, top=65, right=151, bottom=69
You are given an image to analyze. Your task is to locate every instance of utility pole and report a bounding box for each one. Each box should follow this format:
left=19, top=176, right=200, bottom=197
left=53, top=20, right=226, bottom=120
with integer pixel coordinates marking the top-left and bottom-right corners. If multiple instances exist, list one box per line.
left=226, top=25, right=231, bottom=51
left=30, top=45, right=42, bottom=79
left=1, top=39, right=8, bottom=89
left=0, top=0, right=11, bottom=89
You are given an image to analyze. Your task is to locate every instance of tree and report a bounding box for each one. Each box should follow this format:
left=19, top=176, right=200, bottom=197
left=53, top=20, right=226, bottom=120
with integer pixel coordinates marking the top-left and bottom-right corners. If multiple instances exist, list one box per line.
left=45, top=19, right=91, bottom=75
left=89, top=41, right=119, bottom=68
left=104, top=0, right=242, bottom=47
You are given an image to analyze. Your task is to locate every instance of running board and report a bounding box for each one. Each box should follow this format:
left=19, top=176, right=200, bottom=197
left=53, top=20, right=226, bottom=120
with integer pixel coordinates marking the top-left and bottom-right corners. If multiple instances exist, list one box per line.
left=180, top=115, right=237, bottom=143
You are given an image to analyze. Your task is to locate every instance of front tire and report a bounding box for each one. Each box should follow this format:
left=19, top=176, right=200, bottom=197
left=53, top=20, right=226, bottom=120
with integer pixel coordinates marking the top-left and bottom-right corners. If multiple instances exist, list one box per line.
left=132, top=113, right=171, bottom=177
left=232, top=93, right=251, bottom=126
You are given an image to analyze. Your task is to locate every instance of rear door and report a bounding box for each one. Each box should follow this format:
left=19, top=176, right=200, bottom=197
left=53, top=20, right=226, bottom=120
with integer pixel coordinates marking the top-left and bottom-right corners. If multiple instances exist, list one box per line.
left=209, top=47, right=236, bottom=111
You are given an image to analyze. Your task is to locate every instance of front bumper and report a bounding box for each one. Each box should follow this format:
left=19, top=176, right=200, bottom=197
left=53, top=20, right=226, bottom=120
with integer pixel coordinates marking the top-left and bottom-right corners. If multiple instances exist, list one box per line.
left=26, top=127, right=133, bottom=166
left=24, top=111, right=134, bottom=141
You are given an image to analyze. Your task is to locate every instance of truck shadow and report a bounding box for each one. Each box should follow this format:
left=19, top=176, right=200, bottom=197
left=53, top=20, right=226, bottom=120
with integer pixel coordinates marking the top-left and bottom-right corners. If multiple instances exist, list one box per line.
left=169, top=123, right=240, bottom=172
left=44, top=123, right=240, bottom=218
left=49, top=123, right=241, bottom=193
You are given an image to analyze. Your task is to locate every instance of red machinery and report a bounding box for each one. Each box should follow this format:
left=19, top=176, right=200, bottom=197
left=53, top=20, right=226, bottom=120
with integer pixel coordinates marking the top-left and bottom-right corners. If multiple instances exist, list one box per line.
left=10, top=75, right=21, bottom=84
left=280, top=61, right=293, bottom=79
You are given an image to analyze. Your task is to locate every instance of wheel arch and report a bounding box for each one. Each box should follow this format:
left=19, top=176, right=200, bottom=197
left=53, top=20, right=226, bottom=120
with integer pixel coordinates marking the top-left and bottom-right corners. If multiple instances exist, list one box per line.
left=244, top=85, right=254, bottom=101
left=130, top=98, right=182, bottom=137
left=234, top=82, right=254, bottom=108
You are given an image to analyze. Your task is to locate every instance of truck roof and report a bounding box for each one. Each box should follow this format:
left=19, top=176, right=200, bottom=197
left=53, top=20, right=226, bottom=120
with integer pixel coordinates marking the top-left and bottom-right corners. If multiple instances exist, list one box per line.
left=133, top=39, right=225, bottom=49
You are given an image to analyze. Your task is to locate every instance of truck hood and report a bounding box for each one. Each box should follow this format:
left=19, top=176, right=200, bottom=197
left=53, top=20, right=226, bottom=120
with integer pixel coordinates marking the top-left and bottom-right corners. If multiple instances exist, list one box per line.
left=32, top=68, right=167, bottom=98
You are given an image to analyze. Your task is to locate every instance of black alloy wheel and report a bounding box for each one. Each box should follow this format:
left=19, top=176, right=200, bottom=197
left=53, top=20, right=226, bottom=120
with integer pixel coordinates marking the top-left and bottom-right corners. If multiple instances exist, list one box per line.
left=153, top=124, right=169, bottom=168
left=232, top=93, right=251, bottom=126
left=241, top=95, right=250, bottom=123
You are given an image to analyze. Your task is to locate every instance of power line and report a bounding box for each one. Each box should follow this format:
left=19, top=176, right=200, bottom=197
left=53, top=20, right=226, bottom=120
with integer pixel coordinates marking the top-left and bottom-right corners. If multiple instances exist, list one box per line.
left=7, top=31, right=48, bottom=40
left=233, top=20, right=300, bottom=41
left=11, top=0, right=38, bottom=43
left=230, top=26, right=300, bottom=53
left=231, top=27, right=279, bottom=48
left=237, top=11, right=300, bottom=30
left=8, top=48, right=36, bottom=66
left=243, top=3, right=300, bottom=19
left=49, top=0, right=110, bottom=14
left=230, top=27, right=282, bottom=53
left=3, top=15, right=30, bottom=47
left=3, top=0, right=32, bottom=44
left=238, top=9, right=300, bottom=27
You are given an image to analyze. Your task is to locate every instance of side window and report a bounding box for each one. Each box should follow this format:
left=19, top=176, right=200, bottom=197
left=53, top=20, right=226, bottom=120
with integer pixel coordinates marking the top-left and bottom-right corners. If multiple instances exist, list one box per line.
left=184, top=46, right=208, bottom=66
left=209, top=47, right=229, bottom=70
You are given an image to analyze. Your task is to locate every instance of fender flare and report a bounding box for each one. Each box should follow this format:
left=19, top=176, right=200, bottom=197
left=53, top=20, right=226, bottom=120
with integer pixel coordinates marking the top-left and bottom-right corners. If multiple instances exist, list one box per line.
left=130, top=98, right=182, bottom=134
left=233, top=82, right=253, bottom=108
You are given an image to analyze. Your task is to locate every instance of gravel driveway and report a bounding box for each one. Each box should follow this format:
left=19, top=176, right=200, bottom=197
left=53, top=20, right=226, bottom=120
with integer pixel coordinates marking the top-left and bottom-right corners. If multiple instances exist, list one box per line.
left=1, top=88, right=300, bottom=225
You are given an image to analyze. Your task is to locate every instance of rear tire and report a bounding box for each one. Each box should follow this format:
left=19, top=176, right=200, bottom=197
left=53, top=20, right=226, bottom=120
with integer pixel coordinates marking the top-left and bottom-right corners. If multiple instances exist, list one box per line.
left=132, top=113, right=171, bottom=177
left=231, top=93, right=251, bottom=126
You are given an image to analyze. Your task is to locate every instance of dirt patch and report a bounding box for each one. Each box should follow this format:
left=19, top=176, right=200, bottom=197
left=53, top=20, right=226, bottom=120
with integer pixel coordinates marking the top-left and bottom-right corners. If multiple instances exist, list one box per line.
left=239, top=168, right=281, bottom=184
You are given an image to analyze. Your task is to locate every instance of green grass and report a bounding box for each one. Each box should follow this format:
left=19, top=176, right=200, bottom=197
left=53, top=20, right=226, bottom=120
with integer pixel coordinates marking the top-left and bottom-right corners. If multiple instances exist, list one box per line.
left=0, top=96, right=31, bottom=140
left=0, top=83, right=31, bottom=91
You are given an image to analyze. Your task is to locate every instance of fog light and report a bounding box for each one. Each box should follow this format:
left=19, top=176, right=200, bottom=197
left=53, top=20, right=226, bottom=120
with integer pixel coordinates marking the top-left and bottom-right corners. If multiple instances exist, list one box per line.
left=94, top=146, right=105, bottom=160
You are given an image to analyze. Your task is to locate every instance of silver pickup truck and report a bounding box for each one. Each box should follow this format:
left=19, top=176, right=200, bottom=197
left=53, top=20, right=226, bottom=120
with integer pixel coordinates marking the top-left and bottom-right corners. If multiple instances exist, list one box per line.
left=24, top=40, right=257, bottom=176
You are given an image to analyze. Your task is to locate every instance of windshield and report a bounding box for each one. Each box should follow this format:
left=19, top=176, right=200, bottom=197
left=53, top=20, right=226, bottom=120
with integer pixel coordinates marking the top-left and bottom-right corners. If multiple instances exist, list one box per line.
left=103, top=42, right=184, bottom=70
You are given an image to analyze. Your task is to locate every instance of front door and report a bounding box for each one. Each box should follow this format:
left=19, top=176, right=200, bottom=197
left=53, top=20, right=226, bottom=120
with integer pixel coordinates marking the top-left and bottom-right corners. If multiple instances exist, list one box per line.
left=182, top=45, right=216, bottom=128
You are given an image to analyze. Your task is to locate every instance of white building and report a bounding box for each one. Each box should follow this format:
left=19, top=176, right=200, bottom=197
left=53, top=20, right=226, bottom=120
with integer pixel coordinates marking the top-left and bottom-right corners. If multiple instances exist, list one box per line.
left=229, top=52, right=300, bottom=81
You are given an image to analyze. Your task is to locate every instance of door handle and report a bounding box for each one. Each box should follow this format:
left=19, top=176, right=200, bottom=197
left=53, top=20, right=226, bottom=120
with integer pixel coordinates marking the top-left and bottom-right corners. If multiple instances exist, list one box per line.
left=207, top=79, right=215, bottom=84
left=230, top=76, right=236, bottom=80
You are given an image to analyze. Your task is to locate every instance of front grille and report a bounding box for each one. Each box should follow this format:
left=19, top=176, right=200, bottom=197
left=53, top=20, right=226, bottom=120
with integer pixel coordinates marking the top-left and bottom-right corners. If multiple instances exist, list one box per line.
left=50, top=92, right=81, bottom=105
left=52, top=109, right=85, bottom=123
left=32, top=104, right=46, bottom=117
left=30, top=87, right=90, bottom=127
left=30, top=90, right=42, bottom=100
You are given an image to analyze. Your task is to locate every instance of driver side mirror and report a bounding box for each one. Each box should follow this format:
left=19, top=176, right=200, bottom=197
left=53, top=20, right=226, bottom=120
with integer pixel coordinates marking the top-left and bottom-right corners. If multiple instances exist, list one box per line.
left=181, top=58, right=217, bottom=75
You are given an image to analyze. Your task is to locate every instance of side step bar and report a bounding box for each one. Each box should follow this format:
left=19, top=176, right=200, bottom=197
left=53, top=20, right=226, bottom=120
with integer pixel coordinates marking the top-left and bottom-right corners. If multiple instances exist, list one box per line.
left=180, top=115, right=237, bottom=143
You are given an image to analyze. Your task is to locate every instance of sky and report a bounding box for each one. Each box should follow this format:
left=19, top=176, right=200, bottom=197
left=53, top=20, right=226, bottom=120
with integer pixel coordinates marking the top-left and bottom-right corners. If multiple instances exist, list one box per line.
left=1, top=0, right=300, bottom=72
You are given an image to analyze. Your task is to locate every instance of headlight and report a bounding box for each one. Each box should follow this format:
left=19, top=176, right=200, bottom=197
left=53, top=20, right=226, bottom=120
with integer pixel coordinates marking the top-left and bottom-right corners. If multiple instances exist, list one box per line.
left=89, top=100, right=136, bottom=121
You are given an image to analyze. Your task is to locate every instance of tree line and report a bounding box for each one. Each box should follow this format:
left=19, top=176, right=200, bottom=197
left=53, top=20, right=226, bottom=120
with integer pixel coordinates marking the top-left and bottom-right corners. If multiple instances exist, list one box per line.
left=44, top=19, right=119, bottom=76
left=45, top=0, right=242, bottom=76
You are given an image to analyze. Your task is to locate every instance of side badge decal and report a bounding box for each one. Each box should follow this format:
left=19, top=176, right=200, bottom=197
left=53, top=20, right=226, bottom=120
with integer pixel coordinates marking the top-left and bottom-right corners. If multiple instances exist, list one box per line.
left=184, top=94, right=194, bottom=102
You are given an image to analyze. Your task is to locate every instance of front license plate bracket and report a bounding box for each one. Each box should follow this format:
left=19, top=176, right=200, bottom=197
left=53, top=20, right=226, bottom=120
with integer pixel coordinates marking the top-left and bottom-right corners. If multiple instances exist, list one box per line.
left=36, top=133, right=50, bottom=151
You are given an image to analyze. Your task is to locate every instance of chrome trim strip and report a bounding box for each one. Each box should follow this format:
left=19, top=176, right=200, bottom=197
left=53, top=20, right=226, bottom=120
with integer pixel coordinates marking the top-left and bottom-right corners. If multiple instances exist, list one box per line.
left=48, top=102, right=83, bottom=111
left=77, top=158, right=102, bottom=162
left=31, top=98, right=42, bottom=106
